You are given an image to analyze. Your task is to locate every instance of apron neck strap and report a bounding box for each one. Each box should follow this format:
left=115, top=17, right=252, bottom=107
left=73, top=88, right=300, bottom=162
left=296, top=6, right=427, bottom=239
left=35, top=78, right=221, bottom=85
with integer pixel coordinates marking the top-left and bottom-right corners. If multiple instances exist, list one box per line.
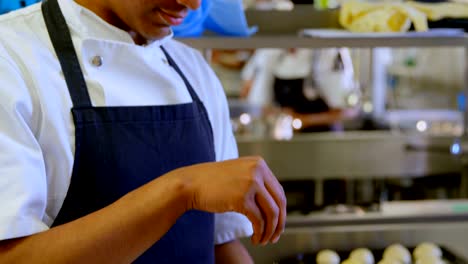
left=42, top=0, right=92, bottom=108
left=160, top=47, right=202, bottom=104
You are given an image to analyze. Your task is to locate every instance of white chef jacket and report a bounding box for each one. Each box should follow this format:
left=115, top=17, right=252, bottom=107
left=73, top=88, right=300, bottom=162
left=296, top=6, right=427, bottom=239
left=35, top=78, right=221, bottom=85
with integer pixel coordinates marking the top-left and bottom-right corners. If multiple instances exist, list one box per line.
left=0, top=0, right=253, bottom=244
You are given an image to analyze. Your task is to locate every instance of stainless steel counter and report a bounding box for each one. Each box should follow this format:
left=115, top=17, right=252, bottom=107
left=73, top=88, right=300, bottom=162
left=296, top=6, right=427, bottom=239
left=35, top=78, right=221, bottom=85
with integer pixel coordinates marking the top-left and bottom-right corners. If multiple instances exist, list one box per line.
left=236, top=132, right=468, bottom=263
left=237, top=132, right=461, bottom=180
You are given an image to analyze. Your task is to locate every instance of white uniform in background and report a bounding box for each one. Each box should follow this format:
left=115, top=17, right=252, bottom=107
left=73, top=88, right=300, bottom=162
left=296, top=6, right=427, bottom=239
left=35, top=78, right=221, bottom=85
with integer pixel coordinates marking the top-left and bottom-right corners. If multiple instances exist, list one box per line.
left=241, top=48, right=312, bottom=107
left=0, top=0, right=252, bottom=242
left=241, top=48, right=354, bottom=109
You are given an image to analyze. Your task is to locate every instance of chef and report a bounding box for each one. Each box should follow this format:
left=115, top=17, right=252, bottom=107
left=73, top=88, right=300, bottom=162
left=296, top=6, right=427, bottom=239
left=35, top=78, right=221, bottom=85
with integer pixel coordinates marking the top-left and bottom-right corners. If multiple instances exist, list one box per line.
left=0, top=0, right=286, bottom=263
left=241, top=48, right=358, bottom=132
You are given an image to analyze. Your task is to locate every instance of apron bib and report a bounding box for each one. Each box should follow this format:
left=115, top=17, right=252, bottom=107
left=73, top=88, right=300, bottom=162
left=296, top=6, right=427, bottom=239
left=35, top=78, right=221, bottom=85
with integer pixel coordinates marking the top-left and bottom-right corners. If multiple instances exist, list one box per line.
left=42, top=0, right=216, bottom=262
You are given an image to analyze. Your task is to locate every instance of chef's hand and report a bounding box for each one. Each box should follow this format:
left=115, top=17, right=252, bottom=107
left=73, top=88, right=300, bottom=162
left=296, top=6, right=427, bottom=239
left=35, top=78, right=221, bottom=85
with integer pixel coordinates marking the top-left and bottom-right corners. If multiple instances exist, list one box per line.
left=175, top=156, right=286, bottom=245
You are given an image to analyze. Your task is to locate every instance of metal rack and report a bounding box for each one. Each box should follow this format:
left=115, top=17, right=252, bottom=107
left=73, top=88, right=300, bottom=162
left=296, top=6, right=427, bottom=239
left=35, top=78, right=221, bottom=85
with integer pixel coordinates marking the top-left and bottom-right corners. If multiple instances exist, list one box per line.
left=179, top=33, right=468, bottom=182
left=286, top=211, right=468, bottom=229
left=178, top=35, right=467, bottom=49
left=178, top=34, right=468, bottom=263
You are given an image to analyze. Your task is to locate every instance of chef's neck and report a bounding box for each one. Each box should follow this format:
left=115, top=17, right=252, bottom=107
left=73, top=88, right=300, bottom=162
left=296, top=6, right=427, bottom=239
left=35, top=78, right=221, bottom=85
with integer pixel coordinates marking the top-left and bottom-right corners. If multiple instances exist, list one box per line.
left=74, top=0, right=148, bottom=46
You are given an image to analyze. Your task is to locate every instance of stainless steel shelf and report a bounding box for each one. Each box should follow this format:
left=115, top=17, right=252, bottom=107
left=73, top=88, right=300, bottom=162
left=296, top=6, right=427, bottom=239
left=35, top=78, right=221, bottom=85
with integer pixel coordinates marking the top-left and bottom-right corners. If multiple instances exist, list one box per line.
left=177, top=35, right=468, bottom=49
left=286, top=212, right=468, bottom=229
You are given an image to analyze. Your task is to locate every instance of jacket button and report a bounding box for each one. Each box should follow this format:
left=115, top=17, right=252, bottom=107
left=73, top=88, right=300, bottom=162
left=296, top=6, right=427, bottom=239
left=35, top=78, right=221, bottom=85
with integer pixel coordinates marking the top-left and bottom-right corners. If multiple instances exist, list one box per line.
left=91, top=56, right=103, bottom=67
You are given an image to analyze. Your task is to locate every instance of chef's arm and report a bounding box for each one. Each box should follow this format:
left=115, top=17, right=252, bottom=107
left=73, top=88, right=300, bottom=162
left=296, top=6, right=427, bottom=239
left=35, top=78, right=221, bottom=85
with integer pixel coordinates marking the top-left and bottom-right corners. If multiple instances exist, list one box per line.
left=240, top=78, right=254, bottom=99
left=215, top=239, right=254, bottom=264
left=0, top=157, right=286, bottom=264
left=0, top=175, right=190, bottom=264
left=284, top=108, right=359, bottom=127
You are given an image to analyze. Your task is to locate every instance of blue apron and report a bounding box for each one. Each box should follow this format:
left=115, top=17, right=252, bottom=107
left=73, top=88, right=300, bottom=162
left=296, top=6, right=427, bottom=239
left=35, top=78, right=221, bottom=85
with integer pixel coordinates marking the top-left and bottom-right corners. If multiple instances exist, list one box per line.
left=41, top=0, right=216, bottom=263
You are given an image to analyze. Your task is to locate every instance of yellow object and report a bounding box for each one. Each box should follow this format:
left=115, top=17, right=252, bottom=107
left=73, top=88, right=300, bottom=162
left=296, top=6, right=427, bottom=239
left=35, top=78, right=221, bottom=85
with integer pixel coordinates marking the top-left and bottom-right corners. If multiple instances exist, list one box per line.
left=340, top=1, right=429, bottom=32
left=408, top=2, right=468, bottom=20
left=340, top=0, right=468, bottom=33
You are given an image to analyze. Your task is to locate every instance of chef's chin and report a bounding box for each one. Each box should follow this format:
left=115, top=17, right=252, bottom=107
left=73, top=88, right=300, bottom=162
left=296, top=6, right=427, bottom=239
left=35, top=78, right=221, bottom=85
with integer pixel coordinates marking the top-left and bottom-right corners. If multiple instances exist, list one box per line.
left=142, top=25, right=172, bottom=41
left=129, top=26, right=171, bottom=45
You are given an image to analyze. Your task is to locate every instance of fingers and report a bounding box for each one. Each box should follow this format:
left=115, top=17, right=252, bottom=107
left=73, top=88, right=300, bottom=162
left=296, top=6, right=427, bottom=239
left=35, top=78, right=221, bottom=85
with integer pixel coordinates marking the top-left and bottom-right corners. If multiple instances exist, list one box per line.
left=260, top=160, right=287, bottom=243
left=255, top=187, right=280, bottom=245
left=242, top=199, right=264, bottom=245
left=272, top=193, right=286, bottom=243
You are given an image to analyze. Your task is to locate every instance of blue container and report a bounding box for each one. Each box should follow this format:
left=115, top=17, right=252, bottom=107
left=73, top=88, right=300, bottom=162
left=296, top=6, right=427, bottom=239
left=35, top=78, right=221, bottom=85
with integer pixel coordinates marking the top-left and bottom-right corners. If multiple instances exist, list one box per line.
left=203, top=0, right=257, bottom=36
left=172, top=0, right=257, bottom=37
left=0, top=0, right=40, bottom=15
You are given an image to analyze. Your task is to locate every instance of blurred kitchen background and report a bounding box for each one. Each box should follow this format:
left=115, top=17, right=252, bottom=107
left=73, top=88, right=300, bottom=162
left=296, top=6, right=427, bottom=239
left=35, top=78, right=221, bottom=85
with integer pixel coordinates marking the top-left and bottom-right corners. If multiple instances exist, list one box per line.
left=4, top=0, right=468, bottom=262
left=189, top=1, right=468, bottom=263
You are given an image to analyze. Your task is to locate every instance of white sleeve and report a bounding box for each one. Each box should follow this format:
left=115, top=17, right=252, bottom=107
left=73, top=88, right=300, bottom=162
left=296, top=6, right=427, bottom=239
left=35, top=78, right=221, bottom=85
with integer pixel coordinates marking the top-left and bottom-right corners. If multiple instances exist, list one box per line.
left=196, top=51, right=254, bottom=245
left=240, top=51, right=260, bottom=82
left=213, top=85, right=253, bottom=245
left=213, top=92, right=254, bottom=245
left=0, top=52, right=49, bottom=240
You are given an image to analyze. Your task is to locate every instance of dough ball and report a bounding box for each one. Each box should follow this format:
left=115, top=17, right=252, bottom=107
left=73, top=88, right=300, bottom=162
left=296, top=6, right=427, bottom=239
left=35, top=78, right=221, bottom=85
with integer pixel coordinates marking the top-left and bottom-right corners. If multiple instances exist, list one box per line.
left=415, top=256, right=445, bottom=264
left=317, top=249, right=341, bottom=264
left=341, top=258, right=361, bottom=264
left=414, top=242, right=443, bottom=260
left=349, top=248, right=375, bottom=264
left=383, top=244, right=411, bottom=264
left=377, top=259, right=401, bottom=264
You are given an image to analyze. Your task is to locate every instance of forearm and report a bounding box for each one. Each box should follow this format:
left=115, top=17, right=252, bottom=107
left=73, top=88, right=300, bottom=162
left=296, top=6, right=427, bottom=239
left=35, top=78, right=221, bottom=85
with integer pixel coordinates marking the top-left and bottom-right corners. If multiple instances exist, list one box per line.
left=215, top=240, right=254, bottom=264
left=286, top=109, right=345, bottom=127
left=0, top=175, right=189, bottom=264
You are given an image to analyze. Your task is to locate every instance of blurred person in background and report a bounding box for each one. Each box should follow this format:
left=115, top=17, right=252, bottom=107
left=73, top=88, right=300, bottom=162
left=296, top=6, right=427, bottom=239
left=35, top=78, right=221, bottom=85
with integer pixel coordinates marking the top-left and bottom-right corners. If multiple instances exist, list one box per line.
left=241, top=48, right=358, bottom=133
